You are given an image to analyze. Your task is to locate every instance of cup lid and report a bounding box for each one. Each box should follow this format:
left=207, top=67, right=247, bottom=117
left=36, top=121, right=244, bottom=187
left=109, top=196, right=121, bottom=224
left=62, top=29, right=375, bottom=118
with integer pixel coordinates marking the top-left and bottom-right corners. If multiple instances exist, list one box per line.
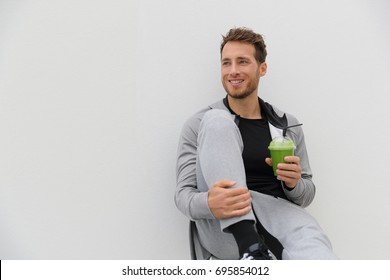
left=268, top=136, right=296, bottom=149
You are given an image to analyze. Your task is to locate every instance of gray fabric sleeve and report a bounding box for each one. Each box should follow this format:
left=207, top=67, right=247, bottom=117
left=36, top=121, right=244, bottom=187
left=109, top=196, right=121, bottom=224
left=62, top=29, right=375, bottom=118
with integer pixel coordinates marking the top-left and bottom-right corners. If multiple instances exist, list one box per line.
left=175, top=112, right=215, bottom=220
left=282, top=113, right=316, bottom=207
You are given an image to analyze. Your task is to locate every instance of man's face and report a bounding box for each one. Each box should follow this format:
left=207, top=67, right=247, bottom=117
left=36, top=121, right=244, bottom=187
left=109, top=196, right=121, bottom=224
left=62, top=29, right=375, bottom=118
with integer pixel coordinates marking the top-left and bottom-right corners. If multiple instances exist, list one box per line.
left=221, top=41, right=266, bottom=99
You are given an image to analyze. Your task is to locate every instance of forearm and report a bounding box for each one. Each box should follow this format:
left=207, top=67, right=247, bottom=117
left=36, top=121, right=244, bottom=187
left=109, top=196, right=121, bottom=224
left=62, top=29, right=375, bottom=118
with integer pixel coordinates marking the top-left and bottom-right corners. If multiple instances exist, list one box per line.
left=175, top=183, right=215, bottom=220
left=283, top=175, right=315, bottom=207
left=284, top=119, right=316, bottom=207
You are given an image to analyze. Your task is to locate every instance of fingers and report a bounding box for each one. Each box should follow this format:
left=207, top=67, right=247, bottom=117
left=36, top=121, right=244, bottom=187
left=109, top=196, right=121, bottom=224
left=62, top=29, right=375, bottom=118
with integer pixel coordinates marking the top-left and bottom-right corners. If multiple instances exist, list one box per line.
left=277, top=169, right=301, bottom=186
left=265, top=157, right=272, bottom=167
left=211, top=178, right=249, bottom=196
left=221, top=192, right=252, bottom=217
left=212, top=179, right=237, bottom=189
left=226, top=190, right=251, bottom=207
left=209, top=179, right=252, bottom=219
left=230, top=205, right=252, bottom=217
left=283, top=156, right=300, bottom=165
left=276, top=156, right=302, bottom=188
left=216, top=198, right=252, bottom=219
left=213, top=185, right=251, bottom=207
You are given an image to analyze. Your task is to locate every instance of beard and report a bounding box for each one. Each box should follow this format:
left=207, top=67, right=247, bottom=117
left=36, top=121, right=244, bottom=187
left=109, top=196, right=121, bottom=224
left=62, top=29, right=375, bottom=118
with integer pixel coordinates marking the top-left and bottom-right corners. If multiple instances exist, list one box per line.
left=222, top=78, right=259, bottom=100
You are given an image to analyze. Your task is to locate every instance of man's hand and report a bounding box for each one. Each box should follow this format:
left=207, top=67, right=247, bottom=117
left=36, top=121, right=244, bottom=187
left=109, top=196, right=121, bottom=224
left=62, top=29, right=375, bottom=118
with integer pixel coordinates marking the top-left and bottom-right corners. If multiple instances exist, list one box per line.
left=208, top=179, right=252, bottom=219
left=265, top=156, right=302, bottom=189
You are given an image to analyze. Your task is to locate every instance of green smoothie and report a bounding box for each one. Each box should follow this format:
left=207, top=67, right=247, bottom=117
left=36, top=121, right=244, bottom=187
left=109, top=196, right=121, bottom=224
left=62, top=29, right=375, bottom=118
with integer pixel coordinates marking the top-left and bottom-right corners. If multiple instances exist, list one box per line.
left=268, top=136, right=296, bottom=176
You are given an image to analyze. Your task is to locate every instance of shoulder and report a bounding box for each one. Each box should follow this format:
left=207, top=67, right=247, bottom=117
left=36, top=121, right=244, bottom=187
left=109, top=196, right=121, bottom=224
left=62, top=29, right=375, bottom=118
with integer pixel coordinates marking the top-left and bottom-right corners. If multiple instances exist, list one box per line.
left=266, top=101, right=300, bottom=125
left=182, top=107, right=209, bottom=133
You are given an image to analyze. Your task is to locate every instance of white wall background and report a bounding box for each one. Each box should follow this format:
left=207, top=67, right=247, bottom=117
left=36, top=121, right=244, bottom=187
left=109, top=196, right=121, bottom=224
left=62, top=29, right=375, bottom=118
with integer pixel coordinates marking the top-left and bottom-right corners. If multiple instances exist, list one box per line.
left=0, top=0, right=389, bottom=260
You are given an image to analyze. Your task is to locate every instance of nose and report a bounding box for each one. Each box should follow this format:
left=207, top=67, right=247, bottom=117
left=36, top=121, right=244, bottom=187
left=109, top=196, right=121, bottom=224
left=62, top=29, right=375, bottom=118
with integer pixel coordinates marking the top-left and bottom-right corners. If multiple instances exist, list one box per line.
left=229, top=62, right=240, bottom=76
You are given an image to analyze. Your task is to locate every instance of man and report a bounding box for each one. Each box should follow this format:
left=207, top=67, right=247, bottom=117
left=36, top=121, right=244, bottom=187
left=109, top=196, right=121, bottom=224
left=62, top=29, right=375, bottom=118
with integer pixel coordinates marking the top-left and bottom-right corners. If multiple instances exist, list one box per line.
left=175, top=27, right=337, bottom=260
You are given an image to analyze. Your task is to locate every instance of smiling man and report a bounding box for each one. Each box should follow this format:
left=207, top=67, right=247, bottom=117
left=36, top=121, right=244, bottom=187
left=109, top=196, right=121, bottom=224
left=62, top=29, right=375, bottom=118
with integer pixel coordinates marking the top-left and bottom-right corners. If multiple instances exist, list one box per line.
left=221, top=41, right=266, bottom=102
left=175, top=27, right=337, bottom=260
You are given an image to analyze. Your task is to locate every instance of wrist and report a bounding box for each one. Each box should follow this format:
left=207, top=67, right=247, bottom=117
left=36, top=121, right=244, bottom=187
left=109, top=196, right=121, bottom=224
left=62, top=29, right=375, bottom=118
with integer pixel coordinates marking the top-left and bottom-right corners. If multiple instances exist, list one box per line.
left=282, top=181, right=295, bottom=191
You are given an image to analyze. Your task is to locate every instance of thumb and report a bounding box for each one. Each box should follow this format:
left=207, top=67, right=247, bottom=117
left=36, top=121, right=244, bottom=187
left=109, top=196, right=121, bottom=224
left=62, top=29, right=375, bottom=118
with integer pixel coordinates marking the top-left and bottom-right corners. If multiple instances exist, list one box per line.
left=212, top=179, right=237, bottom=189
left=265, top=157, right=272, bottom=167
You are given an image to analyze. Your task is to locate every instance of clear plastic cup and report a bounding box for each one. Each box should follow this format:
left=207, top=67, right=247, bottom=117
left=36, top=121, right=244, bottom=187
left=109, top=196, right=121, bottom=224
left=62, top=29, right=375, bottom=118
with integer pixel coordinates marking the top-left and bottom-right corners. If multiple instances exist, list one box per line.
left=268, top=136, right=296, bottom=176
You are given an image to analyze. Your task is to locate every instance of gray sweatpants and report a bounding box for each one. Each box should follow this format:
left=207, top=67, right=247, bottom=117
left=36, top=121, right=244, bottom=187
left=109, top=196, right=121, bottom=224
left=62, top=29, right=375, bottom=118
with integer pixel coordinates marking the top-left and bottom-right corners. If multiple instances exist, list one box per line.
left=195, top=109, right=337, bottom=259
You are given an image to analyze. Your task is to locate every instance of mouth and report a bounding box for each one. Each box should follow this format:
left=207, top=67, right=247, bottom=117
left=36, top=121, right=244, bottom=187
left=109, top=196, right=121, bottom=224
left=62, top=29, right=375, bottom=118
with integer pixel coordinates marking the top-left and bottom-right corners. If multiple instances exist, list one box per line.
left=229, top=79, right=244, bottom=86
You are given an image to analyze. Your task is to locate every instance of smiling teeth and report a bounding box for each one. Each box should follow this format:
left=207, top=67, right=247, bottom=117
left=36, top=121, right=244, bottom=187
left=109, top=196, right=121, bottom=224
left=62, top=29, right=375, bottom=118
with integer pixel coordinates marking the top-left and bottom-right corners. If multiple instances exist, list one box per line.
left=230, top=80, right=243, bottom=84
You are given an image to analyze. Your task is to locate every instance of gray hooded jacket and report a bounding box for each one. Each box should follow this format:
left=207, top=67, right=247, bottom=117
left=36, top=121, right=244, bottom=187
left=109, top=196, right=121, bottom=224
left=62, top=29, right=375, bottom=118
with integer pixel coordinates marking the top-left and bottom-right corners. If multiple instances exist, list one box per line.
left=175, top=97, right=316, bottom=223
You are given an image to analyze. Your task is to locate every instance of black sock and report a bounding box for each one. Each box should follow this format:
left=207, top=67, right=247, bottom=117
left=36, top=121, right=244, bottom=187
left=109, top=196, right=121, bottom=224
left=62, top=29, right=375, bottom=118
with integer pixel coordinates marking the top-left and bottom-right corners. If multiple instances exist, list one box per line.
left=228, top=220, right=260, bottom=256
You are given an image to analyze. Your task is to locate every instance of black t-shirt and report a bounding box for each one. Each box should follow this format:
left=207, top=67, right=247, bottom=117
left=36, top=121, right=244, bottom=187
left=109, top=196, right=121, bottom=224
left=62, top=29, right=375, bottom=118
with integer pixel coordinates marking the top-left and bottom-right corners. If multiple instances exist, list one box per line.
left=238, top=117, right=288, bottom=199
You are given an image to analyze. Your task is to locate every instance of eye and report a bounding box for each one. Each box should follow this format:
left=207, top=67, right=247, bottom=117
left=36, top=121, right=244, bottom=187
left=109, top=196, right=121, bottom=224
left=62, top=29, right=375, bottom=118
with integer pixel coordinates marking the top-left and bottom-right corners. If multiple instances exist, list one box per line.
left=222, top=61, right=231, bottom=66
left=239, top=60, right=249, bottom=65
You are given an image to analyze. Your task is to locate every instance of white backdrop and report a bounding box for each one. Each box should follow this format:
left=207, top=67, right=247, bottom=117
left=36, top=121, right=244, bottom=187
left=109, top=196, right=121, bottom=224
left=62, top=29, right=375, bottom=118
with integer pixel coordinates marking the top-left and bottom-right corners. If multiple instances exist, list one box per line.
left=1, top=0, right=389, bottom=260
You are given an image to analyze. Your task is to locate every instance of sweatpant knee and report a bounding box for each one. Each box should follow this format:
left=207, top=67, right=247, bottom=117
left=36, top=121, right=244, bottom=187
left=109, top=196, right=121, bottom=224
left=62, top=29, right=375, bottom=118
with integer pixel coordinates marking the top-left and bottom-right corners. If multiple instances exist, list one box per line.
left=200, top=109, right=237, bottom=136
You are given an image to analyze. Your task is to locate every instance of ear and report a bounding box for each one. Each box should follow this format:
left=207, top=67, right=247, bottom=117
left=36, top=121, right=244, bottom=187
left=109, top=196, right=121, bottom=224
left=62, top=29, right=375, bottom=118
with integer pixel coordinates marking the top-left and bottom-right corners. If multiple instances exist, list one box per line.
left=259, top=62, right=267, bottom=77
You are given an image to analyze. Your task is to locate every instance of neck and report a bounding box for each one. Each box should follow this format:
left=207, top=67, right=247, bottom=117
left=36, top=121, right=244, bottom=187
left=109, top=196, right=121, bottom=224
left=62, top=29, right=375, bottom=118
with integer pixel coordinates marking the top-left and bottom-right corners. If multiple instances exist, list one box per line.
left=227, top=94, right=261, bottom=119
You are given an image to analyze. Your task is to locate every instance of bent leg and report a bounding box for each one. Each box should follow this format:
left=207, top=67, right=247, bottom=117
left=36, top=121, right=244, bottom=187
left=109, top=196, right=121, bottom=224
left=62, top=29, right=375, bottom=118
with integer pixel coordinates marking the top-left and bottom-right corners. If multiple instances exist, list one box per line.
left=196, top=109, right=255, bottom=231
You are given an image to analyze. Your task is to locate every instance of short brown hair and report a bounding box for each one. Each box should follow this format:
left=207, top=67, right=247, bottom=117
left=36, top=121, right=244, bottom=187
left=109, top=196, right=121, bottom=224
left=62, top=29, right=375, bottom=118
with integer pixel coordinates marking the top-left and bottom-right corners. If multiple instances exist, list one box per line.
left=220, top=27, right=267, bottom=64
